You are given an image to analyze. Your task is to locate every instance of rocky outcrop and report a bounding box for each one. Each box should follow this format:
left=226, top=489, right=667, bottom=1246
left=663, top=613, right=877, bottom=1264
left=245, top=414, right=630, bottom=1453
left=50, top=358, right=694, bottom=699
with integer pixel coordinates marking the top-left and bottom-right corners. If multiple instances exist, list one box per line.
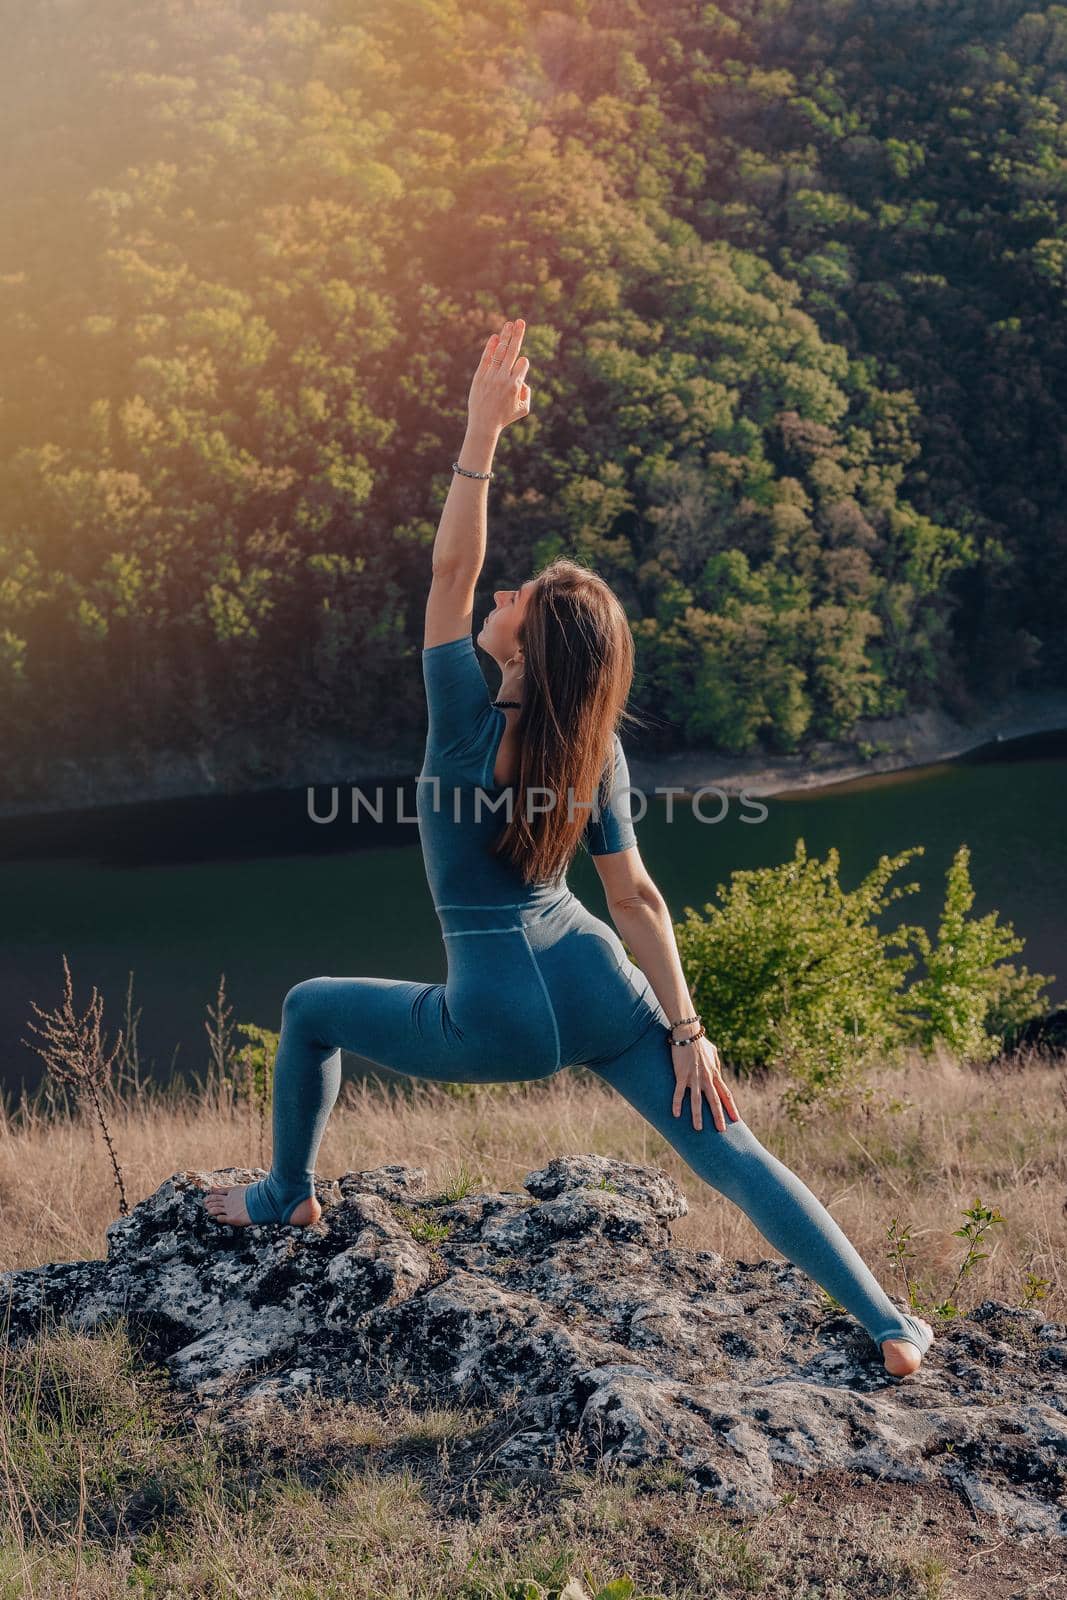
left=2, top=1156, right=1064, bottom=1537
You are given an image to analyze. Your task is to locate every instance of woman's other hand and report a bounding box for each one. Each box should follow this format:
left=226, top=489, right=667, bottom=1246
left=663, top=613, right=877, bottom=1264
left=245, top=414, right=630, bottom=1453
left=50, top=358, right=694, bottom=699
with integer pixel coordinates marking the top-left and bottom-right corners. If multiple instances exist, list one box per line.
left=671, top=1031, right=742, bottom=1132
left=468, top=317, right=531, bottom=433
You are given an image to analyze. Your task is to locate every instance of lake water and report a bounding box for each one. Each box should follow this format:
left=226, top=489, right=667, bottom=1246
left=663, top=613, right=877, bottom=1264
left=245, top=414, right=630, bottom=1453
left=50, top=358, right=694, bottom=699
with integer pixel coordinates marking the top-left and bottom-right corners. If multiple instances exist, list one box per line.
left=1, top=728, right=1064, bottom=1102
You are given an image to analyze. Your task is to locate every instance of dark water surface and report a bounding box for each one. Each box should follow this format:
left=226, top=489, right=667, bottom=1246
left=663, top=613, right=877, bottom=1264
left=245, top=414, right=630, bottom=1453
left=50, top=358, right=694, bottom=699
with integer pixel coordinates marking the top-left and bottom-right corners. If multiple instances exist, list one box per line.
left=1, top=729, right=1064, bottom=1100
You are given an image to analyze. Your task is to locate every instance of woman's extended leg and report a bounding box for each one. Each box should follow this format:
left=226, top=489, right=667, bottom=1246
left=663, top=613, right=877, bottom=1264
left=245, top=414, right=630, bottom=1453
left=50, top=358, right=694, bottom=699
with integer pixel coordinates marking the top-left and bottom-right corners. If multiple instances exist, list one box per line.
left=587, top=1019, right=933, bottom=1360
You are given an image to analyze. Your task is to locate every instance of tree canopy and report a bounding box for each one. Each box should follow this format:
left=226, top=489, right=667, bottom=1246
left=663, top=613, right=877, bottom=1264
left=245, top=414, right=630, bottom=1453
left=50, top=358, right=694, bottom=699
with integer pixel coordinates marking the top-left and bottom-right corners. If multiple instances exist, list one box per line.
left=1, top=0, right=1062, bottom=786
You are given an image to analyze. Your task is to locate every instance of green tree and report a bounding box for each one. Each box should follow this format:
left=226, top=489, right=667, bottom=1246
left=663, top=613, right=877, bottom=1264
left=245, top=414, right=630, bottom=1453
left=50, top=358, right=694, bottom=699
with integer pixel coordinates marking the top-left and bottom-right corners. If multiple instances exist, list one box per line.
left=4, top=0, right=1058, bottom=804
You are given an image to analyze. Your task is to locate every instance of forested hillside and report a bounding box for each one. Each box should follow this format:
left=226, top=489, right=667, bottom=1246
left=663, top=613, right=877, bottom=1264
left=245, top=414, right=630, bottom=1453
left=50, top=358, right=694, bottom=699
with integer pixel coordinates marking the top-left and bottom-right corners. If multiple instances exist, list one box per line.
left=2, top=0, right=1065, bottom=788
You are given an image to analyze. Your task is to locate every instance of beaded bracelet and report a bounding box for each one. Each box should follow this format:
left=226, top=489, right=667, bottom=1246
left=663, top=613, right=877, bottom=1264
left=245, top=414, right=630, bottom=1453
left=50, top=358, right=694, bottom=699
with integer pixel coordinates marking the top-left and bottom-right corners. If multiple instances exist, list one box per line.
left=669, top=1024, right=706, bottom=1048
left=452, top=461, right=495, bottom=480
left=669, top=1013, right=700, bottom=1029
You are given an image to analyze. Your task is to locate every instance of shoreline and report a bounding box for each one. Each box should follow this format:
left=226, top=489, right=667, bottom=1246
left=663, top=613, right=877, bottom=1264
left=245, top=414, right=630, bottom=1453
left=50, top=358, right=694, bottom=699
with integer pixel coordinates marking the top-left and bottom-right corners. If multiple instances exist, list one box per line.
left=626, top=685, right=1067, bottom=800
left=0, top=685, right=1066, bottom=823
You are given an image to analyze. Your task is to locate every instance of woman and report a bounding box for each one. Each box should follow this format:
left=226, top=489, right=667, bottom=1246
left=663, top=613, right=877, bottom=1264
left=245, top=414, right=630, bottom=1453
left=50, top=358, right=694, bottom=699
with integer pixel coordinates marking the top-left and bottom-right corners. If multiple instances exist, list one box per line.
left=205, top=316, right=934, bottom=1379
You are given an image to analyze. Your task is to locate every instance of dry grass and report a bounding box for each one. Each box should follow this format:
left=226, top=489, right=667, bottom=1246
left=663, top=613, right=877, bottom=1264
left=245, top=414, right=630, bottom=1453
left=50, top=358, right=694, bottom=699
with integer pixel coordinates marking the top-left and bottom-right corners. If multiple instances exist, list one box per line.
left=1, top=1047, right=1064, bottom=1596
left=1, top=1045, right=1064, bottom=1322
left=0, top=1313, right=1063, bottom=1599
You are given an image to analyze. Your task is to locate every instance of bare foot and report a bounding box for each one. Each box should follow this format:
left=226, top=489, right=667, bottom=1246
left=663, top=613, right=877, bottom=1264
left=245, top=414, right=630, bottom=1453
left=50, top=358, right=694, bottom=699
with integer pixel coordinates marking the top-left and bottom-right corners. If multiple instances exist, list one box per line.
left=881, top=1316, right=934, bottom=1377
left=203, top=1184, right=322, bottom=1228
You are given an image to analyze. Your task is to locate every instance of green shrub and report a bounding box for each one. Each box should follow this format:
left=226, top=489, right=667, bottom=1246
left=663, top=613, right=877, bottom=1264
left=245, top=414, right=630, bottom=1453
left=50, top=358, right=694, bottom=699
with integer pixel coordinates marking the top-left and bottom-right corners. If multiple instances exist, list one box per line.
left=900, top=844, right=1053, bottom=1064
left=673, top=837, right=921, bottom=1116
left=673, top=837, right=1054, bottom=1116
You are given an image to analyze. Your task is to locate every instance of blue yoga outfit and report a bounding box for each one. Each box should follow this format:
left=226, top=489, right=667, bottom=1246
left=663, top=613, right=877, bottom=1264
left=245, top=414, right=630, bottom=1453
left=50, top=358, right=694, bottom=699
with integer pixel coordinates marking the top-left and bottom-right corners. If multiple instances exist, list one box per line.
left=243, top=632, right=931, bottom=1359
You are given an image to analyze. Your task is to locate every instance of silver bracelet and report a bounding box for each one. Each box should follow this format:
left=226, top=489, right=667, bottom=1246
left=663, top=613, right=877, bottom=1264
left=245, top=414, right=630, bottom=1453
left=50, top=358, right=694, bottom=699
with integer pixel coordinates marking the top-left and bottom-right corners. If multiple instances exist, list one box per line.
left=452, top=461, right=495, bottom=480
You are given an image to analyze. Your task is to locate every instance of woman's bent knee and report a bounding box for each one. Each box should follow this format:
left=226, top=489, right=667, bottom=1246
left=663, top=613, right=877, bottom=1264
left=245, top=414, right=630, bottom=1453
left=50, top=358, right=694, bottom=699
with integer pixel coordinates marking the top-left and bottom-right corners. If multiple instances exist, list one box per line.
left=281, top=977, right=333, bottom=1030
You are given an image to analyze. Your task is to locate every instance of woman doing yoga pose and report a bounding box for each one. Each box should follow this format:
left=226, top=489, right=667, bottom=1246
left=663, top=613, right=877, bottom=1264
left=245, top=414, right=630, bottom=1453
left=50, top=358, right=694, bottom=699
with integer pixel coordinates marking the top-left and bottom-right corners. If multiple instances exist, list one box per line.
left=205, top=316, right=934, bottom=1378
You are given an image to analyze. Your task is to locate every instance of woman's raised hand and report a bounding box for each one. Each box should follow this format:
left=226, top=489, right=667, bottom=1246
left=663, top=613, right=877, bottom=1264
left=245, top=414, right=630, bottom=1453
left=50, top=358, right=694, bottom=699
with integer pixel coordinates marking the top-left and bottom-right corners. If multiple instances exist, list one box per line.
left=468, top=317, right=532, bottom=433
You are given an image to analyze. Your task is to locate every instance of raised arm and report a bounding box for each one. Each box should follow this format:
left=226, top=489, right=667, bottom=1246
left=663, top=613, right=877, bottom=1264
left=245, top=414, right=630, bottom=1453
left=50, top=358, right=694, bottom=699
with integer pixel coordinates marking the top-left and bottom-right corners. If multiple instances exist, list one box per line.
left=424, top=316, right=531, bottom=649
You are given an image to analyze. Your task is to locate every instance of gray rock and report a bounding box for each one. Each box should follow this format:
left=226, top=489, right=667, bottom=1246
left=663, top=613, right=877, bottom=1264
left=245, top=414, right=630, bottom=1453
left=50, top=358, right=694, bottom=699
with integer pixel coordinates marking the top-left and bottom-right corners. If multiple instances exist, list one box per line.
left=1, top=1154, right=1063, bottom=1538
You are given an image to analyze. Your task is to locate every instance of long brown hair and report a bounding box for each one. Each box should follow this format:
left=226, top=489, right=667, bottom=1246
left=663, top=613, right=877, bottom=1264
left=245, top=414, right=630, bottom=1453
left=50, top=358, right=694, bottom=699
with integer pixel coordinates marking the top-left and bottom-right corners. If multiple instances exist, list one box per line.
left=490, top=558, right=647, bottom=886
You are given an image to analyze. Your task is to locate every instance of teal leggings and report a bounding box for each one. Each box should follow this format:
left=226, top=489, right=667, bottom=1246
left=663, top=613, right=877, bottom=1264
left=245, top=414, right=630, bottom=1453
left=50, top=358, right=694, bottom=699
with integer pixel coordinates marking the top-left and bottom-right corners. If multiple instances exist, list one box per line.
left=242, top=916, right=930, bottom=1357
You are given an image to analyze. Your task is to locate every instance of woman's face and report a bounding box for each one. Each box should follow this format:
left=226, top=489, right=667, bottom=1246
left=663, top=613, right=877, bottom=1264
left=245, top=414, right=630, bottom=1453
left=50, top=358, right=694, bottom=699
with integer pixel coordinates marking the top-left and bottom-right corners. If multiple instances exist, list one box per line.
left=478, top=579, right=535, bottom=665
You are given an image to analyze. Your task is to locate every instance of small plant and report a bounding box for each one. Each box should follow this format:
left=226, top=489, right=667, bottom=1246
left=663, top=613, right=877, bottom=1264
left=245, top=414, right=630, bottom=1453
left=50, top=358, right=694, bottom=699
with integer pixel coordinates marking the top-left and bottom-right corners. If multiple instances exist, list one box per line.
left=113, top=969, right=145, bottom=1097
left=1020, top=1270, right=1051, bottom=1309
left=883, top=1197, right=1007, bottom=1325
left=634, top=1461, right=689, bottom=1493
left=594, top=1582, right=659, bottom=1600
left=233, top=1022, right=278, bottom=1170
left=460, top=1542, right=668, bottom=1593
left=459, top=1567, right=664, bottom=1600
left=885, top=1215, right=921, bottom=1311
left=201, top=978, right=276, bottom=1164
left=21, top=955, right=129, bottom=1215
left=204, top=972, right=236, bottom=1096
left=935, top=1199, right=1006, bottom=1318
left=564, top=1575, right=667, bottom=1600
left=439, top=1162, right=482, bottom=1201
left=393, top=1203, right=453, bottom=1244
left=583, top=1177, right=619, bottom=1194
